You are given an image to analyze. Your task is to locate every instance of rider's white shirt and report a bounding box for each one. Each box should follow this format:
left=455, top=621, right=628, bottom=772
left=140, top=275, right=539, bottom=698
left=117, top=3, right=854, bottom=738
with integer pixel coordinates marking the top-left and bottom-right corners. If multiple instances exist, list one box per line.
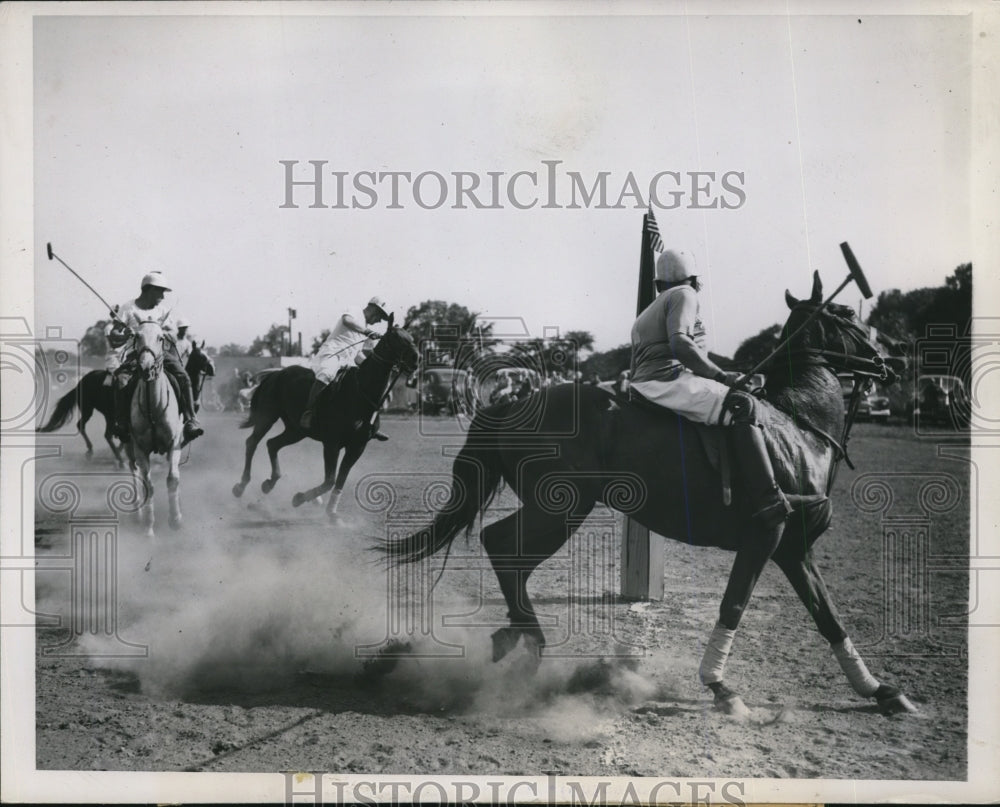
left=113, top=298, right=176, bottom=358
left=311, top=306, right=369, bottom=383
left=116, top=299, right=176, bottom=332
left=175, top=336, right=193, bottom=365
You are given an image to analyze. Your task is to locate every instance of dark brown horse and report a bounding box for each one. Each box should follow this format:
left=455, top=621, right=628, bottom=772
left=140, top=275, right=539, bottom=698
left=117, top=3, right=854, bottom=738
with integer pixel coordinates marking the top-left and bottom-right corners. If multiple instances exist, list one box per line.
left=38, top=369, right=124, bottom=465
left=232, top=316, right=419, bottom=520
left=381, top=273, right=915, bottom=715
left=185, top=340, right=215, bottom=413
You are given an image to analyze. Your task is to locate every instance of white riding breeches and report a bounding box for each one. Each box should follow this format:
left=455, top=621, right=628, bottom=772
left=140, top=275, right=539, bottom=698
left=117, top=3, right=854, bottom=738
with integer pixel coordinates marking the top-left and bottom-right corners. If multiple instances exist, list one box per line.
left=629, top=372, right=729, bottom=425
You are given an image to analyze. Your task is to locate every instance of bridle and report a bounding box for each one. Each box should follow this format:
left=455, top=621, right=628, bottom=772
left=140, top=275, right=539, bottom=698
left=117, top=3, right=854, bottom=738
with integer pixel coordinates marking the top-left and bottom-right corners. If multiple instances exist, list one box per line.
left=133, top=319, right=168, bottom=381
left=354, top=328, right=419, bottom=412
left=762, top=304, right=896, bottom=489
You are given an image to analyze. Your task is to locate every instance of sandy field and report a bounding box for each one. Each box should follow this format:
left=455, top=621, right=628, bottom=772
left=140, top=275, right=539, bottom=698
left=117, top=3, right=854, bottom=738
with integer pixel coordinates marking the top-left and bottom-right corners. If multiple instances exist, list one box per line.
left=31, top=410, right=968, bottom=780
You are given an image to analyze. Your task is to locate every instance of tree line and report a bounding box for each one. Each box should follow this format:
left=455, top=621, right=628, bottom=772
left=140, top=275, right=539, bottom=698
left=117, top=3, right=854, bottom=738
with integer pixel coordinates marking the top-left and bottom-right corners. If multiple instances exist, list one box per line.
left=73, top=264, right=971, bottom=387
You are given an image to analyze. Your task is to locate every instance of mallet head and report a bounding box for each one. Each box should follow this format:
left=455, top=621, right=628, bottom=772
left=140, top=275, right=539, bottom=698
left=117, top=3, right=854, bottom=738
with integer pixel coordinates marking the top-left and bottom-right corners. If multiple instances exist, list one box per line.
left=46, top=242, right=54, bottom=261
left=840, top=242, right=873, bottom=299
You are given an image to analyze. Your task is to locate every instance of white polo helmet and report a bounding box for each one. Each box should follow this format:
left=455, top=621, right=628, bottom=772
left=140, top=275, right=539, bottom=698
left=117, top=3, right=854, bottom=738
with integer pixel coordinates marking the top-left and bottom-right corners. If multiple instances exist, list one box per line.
left=368, top=295, right=390, bottom=316
left=654, top=250, right=697, bottom=284
left=176, top=316, right=190, bottom=329
left=141, top=271, right=171, bottom=291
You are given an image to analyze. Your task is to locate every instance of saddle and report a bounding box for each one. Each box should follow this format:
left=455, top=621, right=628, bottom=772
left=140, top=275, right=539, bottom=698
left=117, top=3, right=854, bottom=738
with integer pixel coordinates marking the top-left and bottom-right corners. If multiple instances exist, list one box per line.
left=619, top=390, right=733, bottom=503
left=611, top=388, right=833, bottom=542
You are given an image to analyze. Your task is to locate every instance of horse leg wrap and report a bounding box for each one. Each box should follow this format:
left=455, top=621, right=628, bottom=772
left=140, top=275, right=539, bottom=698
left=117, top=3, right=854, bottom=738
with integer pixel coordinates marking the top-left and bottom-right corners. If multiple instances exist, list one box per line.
left=832, top=637, right=880, bottom=697
left=699, top=622, right=736, bottom=685
left=327, top=488, right=342, bottom=513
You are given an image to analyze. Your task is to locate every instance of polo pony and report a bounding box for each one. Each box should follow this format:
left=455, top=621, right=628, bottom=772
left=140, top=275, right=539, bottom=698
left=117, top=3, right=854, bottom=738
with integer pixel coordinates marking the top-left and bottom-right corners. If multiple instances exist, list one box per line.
left=381, top=272, right=915, bottom=716
left=232, top=315, right=419, bottom=521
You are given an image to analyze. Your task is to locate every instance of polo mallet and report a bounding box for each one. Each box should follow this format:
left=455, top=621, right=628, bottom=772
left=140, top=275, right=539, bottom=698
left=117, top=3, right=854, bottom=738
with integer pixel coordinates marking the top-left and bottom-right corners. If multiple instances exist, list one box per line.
left=46, top=242, right=127, bottom=327
left=735, top=242, right=874, bottom=388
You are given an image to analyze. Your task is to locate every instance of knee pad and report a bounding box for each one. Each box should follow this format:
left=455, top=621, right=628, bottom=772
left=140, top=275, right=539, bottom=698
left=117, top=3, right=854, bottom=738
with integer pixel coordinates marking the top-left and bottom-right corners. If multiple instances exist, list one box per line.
left=721, top=389, right=759, bottom=426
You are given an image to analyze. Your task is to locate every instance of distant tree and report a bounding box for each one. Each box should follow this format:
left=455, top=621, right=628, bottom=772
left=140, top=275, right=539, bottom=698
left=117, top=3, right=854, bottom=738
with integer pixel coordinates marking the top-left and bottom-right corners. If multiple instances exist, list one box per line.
left=310, top=329, right=332, bottom=355
left=733, top=324, right=782, bottom=369
left=249, top=324, right=290, bottom=357
left=205, top=346, right=218, bottom=357
left=865, top=263, right=972, bottom=382
left=403, top=300, right=494, bottom=366
left=580, top=344, right=632, bottom=380
left=218, top=343, right=249, bottom=357
left=79, top=319, right=111, bottom=357
left=558, top=329, right=595, bottom=373
left=866, top=287, right=937, bottom=343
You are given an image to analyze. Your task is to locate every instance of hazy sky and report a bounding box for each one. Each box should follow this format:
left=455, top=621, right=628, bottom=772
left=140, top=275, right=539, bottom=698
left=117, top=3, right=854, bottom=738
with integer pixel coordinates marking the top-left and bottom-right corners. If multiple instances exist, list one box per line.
left=32, top=8, right=974, bottom=357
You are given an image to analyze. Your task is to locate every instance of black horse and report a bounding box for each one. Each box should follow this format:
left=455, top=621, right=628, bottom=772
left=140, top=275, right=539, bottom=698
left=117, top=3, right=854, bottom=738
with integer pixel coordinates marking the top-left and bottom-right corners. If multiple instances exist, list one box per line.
left=381, top=273, right=915, bottom=715
left=37, top=340, right=215, bottom=461
left=38, top=369, right=123, bottom=464
left=185, top=340, right=215, bottom=413
left=232, top=315, right=419, bottom=520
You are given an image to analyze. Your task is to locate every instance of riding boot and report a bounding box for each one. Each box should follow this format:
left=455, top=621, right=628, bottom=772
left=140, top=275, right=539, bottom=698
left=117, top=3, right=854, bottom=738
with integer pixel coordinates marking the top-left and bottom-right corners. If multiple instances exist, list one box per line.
left=727, top=421, right=793, bottom=529
left=113, top=376, right=134, bottom=441
left=175, top=373, right=204, bottom=444
left=300, top=379, right=326, bottom=430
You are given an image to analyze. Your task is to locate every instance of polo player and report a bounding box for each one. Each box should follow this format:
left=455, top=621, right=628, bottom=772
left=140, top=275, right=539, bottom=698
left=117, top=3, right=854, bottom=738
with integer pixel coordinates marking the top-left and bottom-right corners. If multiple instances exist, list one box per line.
left=174, top=317, right=193, bottom=367
left=108, top=272, right=204, bottom=445
left=300, top=295, right=391, bottom=437
left=629, top=250, right=800, bottom=528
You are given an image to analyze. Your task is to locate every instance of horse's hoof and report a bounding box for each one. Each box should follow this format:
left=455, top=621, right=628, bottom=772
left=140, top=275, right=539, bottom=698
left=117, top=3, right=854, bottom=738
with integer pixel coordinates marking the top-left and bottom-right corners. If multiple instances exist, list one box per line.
left=232, top=482, right=245, bottom=498
left=875, top=684, right=918, bottom=716
left=261, top=479, right=276, bottom=494
left=491, top=627, right=521, bottom=663
left=169, top=516, right=183, bottom=531
left=716, top=694, right=750, bottom=718
left=707, top=682, right=750, bottom=718
left=292, top=492, right=305, bottom=508
left=328, top=512, right=342, bottom=525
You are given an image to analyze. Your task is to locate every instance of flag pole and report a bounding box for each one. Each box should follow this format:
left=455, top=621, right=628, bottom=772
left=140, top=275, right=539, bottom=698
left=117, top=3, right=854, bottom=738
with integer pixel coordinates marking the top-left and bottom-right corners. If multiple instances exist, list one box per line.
left=621, top=208, right=664, bottom=601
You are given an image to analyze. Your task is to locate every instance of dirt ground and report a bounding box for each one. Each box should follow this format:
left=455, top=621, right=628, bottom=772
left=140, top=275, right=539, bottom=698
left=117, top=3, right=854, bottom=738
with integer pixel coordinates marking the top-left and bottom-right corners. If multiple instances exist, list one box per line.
left=32, top=410, right=969, bottom=780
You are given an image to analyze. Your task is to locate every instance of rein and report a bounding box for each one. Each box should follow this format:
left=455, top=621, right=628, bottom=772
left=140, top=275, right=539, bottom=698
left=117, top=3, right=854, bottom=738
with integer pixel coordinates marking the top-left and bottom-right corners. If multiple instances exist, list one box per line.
left=354, top=338, right=415, bottom=413
left=760, top=346, right=884, bottom=488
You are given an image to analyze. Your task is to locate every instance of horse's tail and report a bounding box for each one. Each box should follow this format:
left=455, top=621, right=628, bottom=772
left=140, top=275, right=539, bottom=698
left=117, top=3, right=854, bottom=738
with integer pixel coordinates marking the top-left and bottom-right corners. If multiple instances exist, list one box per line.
left=37, top=382, right=81, bottom=432
left=381, top=413, right=506, bottom=565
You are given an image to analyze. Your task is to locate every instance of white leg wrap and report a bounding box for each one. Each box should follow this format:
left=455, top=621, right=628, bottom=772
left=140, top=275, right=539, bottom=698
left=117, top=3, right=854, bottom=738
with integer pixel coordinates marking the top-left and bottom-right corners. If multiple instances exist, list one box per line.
left=327, top=488, right=343, bottom=514
left=699, top=622, right=736, bottom=685
left=832, top=637, right=880, bottom=697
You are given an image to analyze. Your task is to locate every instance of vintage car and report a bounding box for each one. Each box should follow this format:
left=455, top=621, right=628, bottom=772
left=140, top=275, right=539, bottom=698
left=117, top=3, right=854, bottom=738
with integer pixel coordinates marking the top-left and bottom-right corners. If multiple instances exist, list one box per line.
left=838, top=373, right=891, bottom=422
left=417, top=367, right=473, bottom=415
left=910, top=374, right=970, bottom=428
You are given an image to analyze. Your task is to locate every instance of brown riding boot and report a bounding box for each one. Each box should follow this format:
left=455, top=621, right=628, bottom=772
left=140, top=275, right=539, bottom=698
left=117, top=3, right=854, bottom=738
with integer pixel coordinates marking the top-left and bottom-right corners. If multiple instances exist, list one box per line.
left=300, top=379, right=326, bottom=430
left=727, top=421, right=793, bottom=529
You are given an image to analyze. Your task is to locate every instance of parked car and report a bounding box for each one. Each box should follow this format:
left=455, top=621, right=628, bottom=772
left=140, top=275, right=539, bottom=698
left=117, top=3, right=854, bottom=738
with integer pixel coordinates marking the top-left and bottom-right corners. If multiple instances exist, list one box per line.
left=418, top=367, right=472, bottom=415
left=838, top=373, right=891, bottom=422
left=910, top=374, right=970, bottom=428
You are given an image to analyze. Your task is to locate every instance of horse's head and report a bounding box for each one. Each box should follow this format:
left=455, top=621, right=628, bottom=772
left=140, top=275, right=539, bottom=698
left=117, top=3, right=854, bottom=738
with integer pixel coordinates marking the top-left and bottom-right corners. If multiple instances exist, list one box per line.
left=373, top=313, right=421, bottom=375
left=780, top=271, right=896, bottom=385
left=189, top=340, right=216, bottom=377
left=133, top=320, right=168, bottom=380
